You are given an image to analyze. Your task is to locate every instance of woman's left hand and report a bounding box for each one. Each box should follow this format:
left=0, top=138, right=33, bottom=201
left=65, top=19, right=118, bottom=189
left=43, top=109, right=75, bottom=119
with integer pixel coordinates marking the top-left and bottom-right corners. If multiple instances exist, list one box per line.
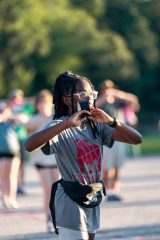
left=89, top=108, right=113, bottom=125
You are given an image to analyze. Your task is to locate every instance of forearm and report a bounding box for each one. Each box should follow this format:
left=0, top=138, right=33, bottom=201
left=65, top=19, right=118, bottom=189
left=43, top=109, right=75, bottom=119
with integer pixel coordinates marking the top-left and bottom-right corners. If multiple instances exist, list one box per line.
left=112, top=120, right=142, bottom=145
left=25, top=119, right=68, bottom=152
left=89, top=108, right=142, bottom=145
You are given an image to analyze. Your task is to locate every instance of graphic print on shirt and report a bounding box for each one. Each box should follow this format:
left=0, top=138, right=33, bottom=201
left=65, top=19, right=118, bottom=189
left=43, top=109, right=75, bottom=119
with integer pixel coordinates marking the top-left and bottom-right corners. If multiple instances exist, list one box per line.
left=75, top=139, right=101, bottom=175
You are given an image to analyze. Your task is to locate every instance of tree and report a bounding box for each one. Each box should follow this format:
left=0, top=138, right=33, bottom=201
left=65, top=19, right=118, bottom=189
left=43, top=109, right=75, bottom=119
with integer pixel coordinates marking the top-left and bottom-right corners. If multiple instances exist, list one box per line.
left=0, top=0, right=159, bottom=114
left=0, top=0, right=51, bottom=96
left=101, top=0, right=159, bottom=111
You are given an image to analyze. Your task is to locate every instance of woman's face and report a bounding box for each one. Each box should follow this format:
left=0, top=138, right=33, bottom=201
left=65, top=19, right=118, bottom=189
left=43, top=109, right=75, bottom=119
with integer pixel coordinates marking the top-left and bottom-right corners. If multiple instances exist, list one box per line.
left=72, top=79, right=97, bottom=112
left=63, top=79, right=97, bottom=115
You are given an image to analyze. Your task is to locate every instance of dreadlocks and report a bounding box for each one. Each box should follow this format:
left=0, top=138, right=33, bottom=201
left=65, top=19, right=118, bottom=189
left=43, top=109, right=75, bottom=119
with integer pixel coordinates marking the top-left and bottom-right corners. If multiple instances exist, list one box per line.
left=53, top=71, right=94, bottom=118
left=53, top=70, right=99, bottom=138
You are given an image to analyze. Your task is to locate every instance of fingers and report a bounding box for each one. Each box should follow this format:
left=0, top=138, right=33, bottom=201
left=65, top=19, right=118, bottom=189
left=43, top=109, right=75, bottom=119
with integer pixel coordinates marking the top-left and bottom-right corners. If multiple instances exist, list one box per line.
left=89, top=109, right=98, bottom=117
left=79, top=110, right=91, bottom=115
left=70, top=110, right=91, bottom=124
left=90, top=108, right=106, bottom=115
left=79, top=110, right=91, bottom=119
left=88, top=115, right=98, bottom=122
left=90, top=107, right=99, bottom=112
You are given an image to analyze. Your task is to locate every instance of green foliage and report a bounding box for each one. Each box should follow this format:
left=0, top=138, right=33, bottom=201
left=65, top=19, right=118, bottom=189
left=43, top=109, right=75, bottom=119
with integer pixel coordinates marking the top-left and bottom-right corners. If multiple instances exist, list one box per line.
left=105, top=0, right=159, bottom=66
left=70, top=0, right=105, bottom=18
left=141, top=134, right=160, bottom=155
left=80, top=31, right=139, bottom=89
left=0, top=0, right=159, bottom=116
left=0, top=0, right=51, bottom=95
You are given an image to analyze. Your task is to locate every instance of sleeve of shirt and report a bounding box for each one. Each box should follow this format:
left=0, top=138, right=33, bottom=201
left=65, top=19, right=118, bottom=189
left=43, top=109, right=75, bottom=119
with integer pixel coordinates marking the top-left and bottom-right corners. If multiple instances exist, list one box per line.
left=41, top=120, right=61, bottom=155
left=99, top=123, right=115, bottom=148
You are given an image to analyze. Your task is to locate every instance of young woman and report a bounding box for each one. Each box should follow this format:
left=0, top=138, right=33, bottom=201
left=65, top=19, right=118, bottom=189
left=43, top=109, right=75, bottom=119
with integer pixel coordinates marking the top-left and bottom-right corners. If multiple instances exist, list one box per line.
left=96, top=79, right=140, bottom=201
left=0, top=102, right=20, bottom=209
left=24, top=90, right=60, bottom=232
left=25, top=71, right=142, bottom=240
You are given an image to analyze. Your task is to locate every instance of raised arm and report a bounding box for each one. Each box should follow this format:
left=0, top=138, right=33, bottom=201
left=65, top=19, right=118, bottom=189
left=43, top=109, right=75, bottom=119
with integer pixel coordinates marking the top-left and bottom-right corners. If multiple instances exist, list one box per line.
left=24, top=110, right=90, bottom=152
left=96, top=88, right=140, bottom=112
left=111, top=120, right=142, bottom=144
left=24, top=121, right=68, bottom=152
left=89, top=108, right=142, bottom=145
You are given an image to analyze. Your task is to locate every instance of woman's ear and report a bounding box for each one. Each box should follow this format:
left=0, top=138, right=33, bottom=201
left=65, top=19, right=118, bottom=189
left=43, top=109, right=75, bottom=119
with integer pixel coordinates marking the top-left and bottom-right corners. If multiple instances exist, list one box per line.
left=63, top=96, right=71, bottom=106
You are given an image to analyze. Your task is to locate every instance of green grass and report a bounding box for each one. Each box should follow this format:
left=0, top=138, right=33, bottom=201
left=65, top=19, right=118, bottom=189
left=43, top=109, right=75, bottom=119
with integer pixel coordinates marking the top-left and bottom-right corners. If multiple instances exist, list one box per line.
left=141, top=134, right=160, bottom=155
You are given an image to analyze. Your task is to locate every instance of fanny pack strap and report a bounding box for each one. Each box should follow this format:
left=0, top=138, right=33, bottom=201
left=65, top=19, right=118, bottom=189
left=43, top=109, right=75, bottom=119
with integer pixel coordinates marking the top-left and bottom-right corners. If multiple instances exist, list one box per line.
left=49, top=179, right=62, bottom=235
left=100, top=180, right=106, bottom=196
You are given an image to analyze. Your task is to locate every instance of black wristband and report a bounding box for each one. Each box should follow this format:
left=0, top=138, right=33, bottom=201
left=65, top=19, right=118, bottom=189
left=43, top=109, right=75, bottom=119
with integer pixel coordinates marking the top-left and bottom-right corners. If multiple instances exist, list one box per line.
left=109, top=117, right=117, bottom=128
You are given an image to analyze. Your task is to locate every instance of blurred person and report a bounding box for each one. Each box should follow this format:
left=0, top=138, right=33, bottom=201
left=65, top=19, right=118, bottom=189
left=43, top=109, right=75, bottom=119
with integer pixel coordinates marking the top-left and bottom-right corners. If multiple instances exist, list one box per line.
left=124, top=102, right=141, bottom=157
left=24, top=71, right=142, bottom=240
left=23, top=90, right=60, bottom=233
left=0, top=102, right=20, bottom=208
left=7, top=89, right=34, bottom=195
left=96, top=79, right=140, bottom=201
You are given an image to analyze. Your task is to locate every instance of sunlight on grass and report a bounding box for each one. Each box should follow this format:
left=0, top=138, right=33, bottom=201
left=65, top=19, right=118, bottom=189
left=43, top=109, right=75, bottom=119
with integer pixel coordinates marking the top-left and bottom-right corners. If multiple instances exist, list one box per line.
left=141, top=134, right=160, bottom=155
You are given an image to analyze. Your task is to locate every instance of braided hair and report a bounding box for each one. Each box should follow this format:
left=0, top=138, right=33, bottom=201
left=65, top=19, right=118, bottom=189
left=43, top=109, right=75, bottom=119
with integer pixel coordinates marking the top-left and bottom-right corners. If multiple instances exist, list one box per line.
left=53, top=70, right=99, bottom=138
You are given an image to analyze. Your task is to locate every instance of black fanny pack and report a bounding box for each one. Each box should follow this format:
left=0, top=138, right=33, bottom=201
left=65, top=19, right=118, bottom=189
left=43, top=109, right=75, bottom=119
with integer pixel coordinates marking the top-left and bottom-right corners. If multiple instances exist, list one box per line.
left=61, top=179, right=105, bottom=208
left=49, top=179, right=106, bottom=234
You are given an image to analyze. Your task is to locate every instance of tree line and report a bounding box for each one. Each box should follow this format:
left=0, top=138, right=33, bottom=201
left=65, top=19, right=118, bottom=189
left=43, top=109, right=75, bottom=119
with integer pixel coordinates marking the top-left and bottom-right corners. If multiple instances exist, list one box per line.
left=0, top=0, right=159, bottom=115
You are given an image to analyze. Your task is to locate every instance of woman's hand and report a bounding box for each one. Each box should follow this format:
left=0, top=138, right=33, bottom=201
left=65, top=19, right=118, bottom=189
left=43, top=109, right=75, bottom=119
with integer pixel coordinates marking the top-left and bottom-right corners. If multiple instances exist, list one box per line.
left=89, top=108, right=113, bottom=125
left=67, top=110, right=91, bottom=127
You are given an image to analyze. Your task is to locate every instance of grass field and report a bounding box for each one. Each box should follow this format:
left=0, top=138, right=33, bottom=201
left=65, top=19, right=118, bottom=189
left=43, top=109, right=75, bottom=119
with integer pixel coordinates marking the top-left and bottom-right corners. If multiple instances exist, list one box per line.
left=140, top=133, right=160, bottom=155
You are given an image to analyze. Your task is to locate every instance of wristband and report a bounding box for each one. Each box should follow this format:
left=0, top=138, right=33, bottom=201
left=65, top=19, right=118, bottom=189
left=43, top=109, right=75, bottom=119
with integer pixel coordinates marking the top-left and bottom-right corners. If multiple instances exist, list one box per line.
left=109, top=117, right=117, bottom=128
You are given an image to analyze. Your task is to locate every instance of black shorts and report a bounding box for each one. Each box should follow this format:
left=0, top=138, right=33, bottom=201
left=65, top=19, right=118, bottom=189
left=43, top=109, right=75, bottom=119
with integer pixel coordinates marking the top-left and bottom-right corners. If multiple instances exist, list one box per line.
left=35, top=164, right=57, bottom=170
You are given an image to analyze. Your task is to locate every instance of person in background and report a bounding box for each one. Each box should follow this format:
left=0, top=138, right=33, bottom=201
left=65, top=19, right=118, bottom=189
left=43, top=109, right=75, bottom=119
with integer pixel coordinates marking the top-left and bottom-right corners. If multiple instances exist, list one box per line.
left=24, top=90, right=60, bottom=233
left=123, top=100, right=141, bottom=157
left=0, top=102, right=20, bottom=208
left=96, top=79, right=140, bottom=201
left=24, top=71, right=142, bottom=240
left=7, top=89, right=34, bottom=195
